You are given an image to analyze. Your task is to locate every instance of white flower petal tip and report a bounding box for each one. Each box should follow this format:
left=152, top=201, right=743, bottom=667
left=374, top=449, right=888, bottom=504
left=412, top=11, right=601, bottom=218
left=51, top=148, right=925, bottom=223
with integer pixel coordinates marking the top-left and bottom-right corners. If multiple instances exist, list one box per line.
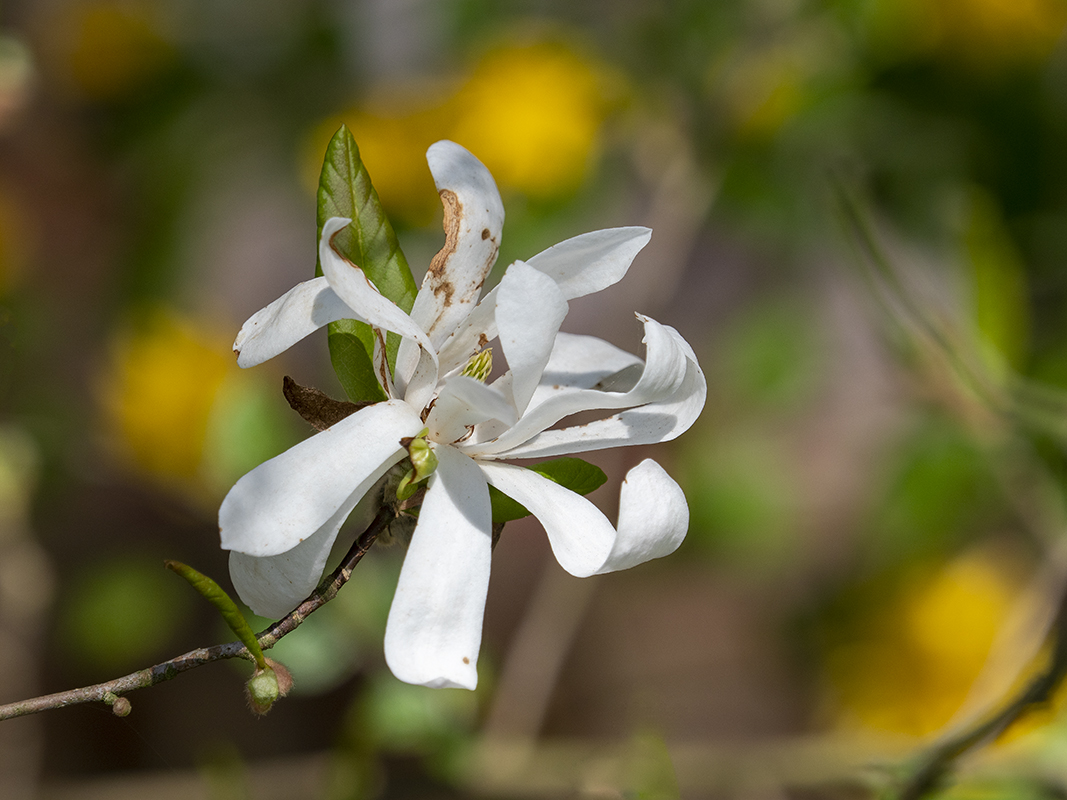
left=408, top=141, right=505, bottom=351
left=606, top=459, right=689, bottom=572
left=478, top=458, right=688, bottom=578
left=526, top=226, right=653, bottom=299
left=384, top=446, right=491, bottom=691
left=321, top=216, right=353, bottom=239
left=233, top=276, right=352, bottom=369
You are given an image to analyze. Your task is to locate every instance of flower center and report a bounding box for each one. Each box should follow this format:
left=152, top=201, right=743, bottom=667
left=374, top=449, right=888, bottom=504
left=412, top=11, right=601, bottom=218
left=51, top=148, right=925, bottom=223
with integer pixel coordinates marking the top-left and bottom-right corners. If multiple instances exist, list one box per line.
left=460, top=347, right=493, bottom=382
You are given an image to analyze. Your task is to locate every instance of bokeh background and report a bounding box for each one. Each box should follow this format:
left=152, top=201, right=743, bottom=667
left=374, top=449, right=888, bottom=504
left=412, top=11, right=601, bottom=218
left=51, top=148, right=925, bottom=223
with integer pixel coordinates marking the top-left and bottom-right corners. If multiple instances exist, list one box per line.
left=3, top=0, right=1067, bottom=797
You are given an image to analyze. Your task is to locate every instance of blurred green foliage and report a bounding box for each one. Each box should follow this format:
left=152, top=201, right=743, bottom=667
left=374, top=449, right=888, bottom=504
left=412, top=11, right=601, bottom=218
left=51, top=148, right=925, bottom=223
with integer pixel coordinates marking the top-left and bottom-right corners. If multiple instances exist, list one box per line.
left=58, top=555, right=195, bottom=673
left=6, top=0, right=1067, bottom=795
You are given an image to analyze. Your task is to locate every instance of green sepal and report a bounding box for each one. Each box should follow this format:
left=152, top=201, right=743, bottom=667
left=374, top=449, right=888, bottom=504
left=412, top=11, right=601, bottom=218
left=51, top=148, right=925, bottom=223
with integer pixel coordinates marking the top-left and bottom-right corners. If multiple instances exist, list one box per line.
left=164, top=560, right=267, bottom=670
left=397, top=429, right=438, bottom=501
left=316, top=124, right=418, bottom=403
left=489, top=457, right=608, bottom=524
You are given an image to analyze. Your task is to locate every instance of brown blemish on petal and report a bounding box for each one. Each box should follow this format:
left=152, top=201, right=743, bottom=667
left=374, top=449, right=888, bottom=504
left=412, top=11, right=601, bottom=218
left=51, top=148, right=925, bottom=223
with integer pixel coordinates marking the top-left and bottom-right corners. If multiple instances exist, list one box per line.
left=463, top=656, right=470, bottom=664
left=425, top=189, right=463, bottom=308
left=481, top=228, right=490, bottom=240
left=478, top=333, right=489, bottom=348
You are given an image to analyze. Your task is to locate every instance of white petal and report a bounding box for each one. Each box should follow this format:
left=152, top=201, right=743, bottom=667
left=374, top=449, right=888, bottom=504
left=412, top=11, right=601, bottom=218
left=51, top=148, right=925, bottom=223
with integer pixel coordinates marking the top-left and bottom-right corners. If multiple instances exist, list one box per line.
left=384, top=445, right=492, bottom=690
left=526, top=227, right=652, bottom=299
left=220, top=399, right=424, bottom=557
left=414, top=141, right=505, bottom=346
left=492, top=325, right=706, bottom=459
left=394, top=142, right=505, bottom=392
left=479, top=459, right=688, bottom=577
left=433, top=227, right=651, bottom=377
left=228, top=484, right=382, bottom=619
left=320, top=218, right=436, bottom=352
left=425, top=376, right=516, bottom=444
left=233, top=276, right=352, bottom=368
left=228, top=498, right=349, bottom=618
left=319, top=217, right=441, bottom=408
left=496, top=261, right=569, bottom=415
left=461, top=316, right=693, bottom=458
left=433, top=228, right=648, bottom=379
left=526, top=331, right=645, bottom=410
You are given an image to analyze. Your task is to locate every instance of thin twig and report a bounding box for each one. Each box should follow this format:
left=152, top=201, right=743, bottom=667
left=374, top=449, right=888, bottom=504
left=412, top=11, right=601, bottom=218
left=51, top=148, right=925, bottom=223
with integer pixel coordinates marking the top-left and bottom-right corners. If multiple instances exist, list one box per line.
left=0, top=504, right=395, bottom=721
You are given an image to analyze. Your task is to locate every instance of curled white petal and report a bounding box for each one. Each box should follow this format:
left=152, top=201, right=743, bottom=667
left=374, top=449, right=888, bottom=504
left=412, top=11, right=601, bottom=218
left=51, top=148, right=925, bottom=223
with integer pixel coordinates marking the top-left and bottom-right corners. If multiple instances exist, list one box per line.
left=496, top=261, right=569, bottom=416
left=319, top=217, right=440, bottom=407
left=384, top=445, right=492, bottom=689
left=233, top=276, right=352, bottom=369
left=462, top=316, right=691, bottom=458
left=525, top=226, right=652, bottom=299
left=494, top=325, right=706, bottom=459
left=526, top=331, right=645, bottom=410
left=320, top=218, right=437, bottom=353
left=479, top=459, right=688, bottom=577
left=220, top=399, right=424, bottom=558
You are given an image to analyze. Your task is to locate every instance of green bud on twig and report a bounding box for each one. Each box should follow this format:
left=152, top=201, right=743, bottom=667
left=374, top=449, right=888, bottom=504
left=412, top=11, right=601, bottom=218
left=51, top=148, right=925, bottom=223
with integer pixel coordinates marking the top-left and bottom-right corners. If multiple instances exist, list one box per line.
left=396, top=428, right=438, bottom=501
left=244, top=658, right=293, bottom=716
left=103, top=691, right=131, bottom=717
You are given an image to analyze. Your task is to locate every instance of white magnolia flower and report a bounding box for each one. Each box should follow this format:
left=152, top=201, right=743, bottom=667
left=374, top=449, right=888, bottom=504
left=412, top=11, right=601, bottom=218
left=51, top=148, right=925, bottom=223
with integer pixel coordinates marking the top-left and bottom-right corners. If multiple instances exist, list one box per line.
left=220, top=141, right=706, bottom=689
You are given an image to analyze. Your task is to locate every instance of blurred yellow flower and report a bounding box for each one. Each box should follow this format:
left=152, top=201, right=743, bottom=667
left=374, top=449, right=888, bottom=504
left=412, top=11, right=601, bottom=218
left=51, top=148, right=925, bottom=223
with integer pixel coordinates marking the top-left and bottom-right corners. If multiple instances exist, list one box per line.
left=101, top=310, right=232, bottom=483
left=826, top=550, right=1020, bottom=737
left=305, top=40, right=613, bottom=218
left=449, top=42, right=610, bottom=199
left=44, top=0, right=176, bottom=100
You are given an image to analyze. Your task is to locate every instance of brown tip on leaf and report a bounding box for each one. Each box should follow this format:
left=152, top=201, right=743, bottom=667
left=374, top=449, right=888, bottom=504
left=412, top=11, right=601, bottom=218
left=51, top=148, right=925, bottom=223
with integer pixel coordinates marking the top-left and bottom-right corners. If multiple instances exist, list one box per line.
left=282, top=376, right=367, bottom=431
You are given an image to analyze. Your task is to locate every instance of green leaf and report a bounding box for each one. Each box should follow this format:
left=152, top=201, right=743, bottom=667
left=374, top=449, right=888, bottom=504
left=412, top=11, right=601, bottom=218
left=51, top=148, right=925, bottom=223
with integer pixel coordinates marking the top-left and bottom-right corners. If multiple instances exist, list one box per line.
left=489, top=457, right=608, bottom=524
left=327, top=325, right=387, bottom=403
left=316, top=124, right=418, bottom=402
left=165, top=560, right=267, bottom=670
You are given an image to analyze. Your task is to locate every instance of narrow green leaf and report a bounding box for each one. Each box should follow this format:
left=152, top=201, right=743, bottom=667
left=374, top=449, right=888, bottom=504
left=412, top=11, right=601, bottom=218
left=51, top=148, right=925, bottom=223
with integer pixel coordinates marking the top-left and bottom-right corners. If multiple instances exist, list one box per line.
left=316, top=125, right=418, bottom=403
left=165, top=560, right=267, bottom=670
left=490, top=457, right=608, bottom=524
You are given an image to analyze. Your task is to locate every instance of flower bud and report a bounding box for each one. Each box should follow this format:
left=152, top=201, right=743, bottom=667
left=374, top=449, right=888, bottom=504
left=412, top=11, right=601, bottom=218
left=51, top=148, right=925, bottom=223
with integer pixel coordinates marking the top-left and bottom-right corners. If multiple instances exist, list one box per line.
left=244, top=659, right=293, bottom=716
left=111, top=696, right=132, bottom=717
left=245, top=667, right=279, bottom=716
left=396, top=428, right=438, bottom=501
